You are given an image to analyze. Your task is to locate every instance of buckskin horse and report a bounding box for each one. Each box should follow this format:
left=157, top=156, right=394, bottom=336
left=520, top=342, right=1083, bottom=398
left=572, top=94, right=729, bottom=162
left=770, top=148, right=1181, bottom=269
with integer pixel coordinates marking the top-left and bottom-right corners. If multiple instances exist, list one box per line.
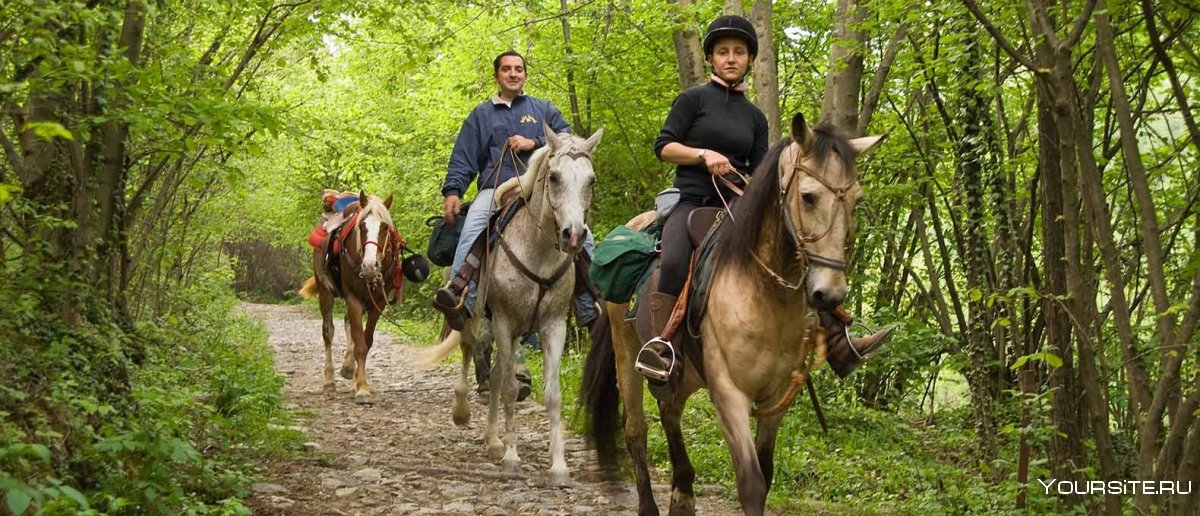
left=418, top=124, right=604, bottom=486
left=300, top=192, right=406, bottom=404
left=582, top=114, right=885, bottom=515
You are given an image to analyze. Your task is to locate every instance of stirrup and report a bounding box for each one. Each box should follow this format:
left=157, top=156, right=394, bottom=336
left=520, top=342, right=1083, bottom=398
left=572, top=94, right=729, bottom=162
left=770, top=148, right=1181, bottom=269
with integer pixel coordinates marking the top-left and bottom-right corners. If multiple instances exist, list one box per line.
left=842, top=325, right=865, bottom=360
left=845, top=320, right=883, bottom=360
left=635, top=337, right=676, bottom=382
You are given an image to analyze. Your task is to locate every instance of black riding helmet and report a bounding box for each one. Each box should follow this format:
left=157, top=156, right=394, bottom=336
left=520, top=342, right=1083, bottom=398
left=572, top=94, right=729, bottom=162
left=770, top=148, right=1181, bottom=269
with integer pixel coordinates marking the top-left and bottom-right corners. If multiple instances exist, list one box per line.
left=703, top=15, right=758, bottom=58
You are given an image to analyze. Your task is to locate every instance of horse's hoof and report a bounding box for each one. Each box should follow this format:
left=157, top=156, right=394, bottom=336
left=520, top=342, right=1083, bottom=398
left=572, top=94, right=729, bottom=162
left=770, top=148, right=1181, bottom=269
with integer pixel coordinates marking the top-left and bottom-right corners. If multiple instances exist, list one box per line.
left=547, top=468, right=571, bottom=487
left=354, top=392, right=373, bottom=405
left=487, top=441, right=505, bottom=460
left=452, top=410, right=470, bottom=427
left=340, top=366, right=354, bottom=380
left=321, top=383, right=336, bottom=394
left=502, top=457, right=521, bottom=474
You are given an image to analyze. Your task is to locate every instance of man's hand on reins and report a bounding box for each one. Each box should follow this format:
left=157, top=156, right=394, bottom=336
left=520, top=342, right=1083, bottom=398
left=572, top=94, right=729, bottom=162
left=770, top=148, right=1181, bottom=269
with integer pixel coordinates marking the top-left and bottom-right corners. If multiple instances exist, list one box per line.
left=506, top=135, right=536, bottom=152
left=443, top=195, right=462, bottom=226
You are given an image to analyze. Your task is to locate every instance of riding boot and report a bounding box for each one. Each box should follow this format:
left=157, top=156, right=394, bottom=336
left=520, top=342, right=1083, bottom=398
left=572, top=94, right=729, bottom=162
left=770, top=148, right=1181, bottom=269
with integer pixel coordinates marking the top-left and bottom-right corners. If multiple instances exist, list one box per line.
left=572, top=252, right=600, bottom=329
left=434, top=239, right=485, bottom=331
left=822, top=307, right=891, bottom=379
left=635, top=292, right=679, bottom=385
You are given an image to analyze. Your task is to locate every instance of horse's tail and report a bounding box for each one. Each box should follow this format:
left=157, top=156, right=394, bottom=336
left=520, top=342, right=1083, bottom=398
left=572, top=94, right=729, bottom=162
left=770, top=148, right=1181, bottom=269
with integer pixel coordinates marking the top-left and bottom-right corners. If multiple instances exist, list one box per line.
left=580, top=308, right=622, bottom=470
left=414, top=330, right=461, bottom=370
left=298, top=277, right=319, bottom=299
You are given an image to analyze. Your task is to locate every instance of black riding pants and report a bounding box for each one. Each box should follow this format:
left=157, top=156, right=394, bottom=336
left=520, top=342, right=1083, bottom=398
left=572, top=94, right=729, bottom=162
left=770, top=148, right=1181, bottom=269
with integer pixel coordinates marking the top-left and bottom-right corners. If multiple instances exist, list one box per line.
left=658, top=202, right=705, bottom=296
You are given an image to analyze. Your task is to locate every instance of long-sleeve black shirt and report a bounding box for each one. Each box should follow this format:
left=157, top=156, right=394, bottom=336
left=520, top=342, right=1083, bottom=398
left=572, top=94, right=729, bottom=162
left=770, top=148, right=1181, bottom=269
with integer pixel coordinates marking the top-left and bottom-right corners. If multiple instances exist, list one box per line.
left=653, top=80, right=769, bottom=204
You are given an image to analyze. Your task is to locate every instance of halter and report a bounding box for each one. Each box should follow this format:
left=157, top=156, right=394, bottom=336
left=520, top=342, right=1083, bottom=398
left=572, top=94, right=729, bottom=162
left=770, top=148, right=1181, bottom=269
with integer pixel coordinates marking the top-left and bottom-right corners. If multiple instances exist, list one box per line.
left=753, top=147, right=858, bottom=290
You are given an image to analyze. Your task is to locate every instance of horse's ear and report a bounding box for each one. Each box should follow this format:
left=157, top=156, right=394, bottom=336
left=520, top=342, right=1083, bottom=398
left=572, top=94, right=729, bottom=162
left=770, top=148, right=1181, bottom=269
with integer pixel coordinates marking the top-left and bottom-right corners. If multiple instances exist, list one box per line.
left=790, top=113, right=814, bottom=150
left=358, top=191, right=368, bottom=207
left=542, top=122, right=560, bottom=150
left=383, top=193, right=393, bottom=209
left=582, top=127, right=604, bottom=153
left=849, top=132, right=889, bottom=156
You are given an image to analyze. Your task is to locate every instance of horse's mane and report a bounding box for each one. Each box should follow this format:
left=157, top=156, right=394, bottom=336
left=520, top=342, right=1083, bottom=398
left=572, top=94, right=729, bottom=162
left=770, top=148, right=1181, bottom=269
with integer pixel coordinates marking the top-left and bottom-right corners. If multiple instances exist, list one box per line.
left=357, top=196, right=394, bottom=227
left=717, top=124, right=857, bottom=269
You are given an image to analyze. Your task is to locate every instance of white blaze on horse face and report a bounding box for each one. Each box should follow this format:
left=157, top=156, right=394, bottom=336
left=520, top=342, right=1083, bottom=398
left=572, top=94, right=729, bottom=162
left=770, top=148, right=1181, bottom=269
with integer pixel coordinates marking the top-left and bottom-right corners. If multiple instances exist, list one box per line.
left=547, top=155, right=595, bottom=253
left=361, top=216, right=383, bottom=279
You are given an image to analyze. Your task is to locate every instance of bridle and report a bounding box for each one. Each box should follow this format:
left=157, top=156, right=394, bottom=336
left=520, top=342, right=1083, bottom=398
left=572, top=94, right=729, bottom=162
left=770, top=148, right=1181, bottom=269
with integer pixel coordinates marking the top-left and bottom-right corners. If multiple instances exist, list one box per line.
left=503, top=143, right=596, bottom=333
left=342, top=207, right=403, bottom=310
left=752, top=147, right=858, bottom=291
left=512, top=144, right=595, bottom=253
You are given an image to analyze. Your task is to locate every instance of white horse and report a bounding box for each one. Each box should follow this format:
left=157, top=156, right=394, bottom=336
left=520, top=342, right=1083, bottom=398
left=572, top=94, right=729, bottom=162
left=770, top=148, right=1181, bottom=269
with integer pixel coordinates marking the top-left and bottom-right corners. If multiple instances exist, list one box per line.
left=420, top=123, right=603, bottom=486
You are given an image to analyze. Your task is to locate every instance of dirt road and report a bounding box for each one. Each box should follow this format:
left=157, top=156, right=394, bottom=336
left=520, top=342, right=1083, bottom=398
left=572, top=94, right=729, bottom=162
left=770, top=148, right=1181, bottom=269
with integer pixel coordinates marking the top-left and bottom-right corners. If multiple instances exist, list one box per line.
left=241, top=303, right=740, bottom=515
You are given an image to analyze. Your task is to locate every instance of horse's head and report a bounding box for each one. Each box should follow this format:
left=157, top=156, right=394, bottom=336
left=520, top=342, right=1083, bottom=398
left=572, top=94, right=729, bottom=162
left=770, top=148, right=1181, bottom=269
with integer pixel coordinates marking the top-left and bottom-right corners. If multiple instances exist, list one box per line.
left=526, top=123, right=603, bottom=254
left=355, top=191, right=395, bottom=283
left=778, top=114, right=886, bottom=310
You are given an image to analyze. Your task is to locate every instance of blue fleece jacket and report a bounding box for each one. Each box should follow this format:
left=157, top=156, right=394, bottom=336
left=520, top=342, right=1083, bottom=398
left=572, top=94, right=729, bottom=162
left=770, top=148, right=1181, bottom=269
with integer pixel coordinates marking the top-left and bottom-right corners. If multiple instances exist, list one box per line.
left=441, top=94, right=571, bottom=198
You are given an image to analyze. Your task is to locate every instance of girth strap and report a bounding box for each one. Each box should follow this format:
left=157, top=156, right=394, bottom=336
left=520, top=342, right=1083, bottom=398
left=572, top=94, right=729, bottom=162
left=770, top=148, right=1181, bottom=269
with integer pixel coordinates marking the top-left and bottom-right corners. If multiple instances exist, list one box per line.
left=497, top=234, right=573, bottom=334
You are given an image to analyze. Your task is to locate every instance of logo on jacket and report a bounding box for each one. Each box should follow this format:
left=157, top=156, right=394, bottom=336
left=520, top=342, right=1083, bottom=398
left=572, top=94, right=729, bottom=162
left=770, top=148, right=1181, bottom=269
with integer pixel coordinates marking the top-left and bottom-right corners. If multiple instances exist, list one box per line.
left=519, top=114, right=537, bottom=124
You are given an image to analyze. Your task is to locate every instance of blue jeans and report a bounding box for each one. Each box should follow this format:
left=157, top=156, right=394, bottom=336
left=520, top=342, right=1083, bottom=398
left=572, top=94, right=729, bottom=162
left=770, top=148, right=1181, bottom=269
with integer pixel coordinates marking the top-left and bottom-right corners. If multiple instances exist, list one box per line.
left=449, top=188, right=597, bottom=319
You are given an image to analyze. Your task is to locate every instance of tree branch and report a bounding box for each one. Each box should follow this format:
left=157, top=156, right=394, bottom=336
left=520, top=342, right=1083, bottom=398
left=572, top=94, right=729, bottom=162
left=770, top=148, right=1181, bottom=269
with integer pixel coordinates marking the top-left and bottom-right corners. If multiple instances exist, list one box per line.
left=0, top=126, right=23, bottom=180
left=1064, top=0, right=1098, bottom=48
left=961, top=0, right=1036, bottom=70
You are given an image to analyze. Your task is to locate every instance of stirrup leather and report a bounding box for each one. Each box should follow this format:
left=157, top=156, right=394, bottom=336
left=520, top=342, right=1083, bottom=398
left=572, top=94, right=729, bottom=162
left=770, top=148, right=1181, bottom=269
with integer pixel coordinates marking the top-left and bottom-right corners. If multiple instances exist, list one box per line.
left=635, top=337, right=677, bottom=382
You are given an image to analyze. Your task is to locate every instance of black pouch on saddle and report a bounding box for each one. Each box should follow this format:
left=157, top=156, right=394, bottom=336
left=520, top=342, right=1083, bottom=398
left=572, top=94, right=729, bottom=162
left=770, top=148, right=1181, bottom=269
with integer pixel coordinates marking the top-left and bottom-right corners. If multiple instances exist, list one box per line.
left=425, top=201, right=472, bottom=267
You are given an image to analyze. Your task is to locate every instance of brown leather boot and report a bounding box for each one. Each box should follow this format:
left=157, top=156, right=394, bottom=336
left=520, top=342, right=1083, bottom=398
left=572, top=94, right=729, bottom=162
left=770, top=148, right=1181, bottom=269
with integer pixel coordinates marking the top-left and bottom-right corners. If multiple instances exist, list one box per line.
left=822, top=310, right=890, bottom=379
left=635, top=292, right=678, bottom=383
left=432, top=240, right=485, bottom=331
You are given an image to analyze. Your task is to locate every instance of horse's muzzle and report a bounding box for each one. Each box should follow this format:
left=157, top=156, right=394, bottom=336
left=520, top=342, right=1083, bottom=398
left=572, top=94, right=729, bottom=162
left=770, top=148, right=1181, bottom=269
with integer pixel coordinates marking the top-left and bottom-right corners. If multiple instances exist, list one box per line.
left=359, top=267, right=383, bottom=284
left=560, top=225, right=584, bottom=254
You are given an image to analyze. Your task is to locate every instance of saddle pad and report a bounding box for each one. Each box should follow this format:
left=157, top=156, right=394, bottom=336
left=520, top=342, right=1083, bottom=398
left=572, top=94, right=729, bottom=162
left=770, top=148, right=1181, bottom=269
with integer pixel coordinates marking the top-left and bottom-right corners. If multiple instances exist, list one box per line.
left=487, top=196, right=526, bottom=249
left=685, top=225, right=723, bottom=338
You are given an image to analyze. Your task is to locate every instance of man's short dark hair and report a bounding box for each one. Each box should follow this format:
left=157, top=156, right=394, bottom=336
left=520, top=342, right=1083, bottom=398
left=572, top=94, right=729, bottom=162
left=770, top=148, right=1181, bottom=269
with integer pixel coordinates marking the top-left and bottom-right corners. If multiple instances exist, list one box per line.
left=493, top=50, right=526, bottom=73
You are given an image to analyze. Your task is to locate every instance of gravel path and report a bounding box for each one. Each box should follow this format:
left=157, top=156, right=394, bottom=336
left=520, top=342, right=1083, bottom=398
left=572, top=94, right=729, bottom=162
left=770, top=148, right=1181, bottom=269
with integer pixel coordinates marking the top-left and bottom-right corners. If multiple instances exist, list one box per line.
left=241, top=303, right=741, bottom=515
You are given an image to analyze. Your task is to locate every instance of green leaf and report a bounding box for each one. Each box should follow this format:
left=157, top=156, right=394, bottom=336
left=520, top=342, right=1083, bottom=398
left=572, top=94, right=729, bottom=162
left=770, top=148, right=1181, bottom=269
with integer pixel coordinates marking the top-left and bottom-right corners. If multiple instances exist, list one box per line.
left=1011, top=355, right=1029, bottom=370
left=26, top=444, right=50, bottom=462
left=57, top=485, right=89, bottom=509
left=1043, top=352, right=1063, bottom=368
left=968, top=288, right=982, bottom=302
left=23, top=121, right=75, bottom=141
left=6, top=489, right=31, bottom=515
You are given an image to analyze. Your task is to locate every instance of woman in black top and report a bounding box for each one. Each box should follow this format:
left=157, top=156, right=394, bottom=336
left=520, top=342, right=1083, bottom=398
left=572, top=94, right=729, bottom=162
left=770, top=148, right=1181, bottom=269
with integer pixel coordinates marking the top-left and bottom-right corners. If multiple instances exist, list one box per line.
left=636, top=15, right=890, bottom=387
left=635, top=15, right=767, bottom=385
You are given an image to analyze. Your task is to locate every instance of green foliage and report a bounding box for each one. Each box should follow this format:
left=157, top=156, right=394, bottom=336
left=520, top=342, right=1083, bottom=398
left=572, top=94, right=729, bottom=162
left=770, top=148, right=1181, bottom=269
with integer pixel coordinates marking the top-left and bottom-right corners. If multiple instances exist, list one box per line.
left=0, top=267, right=301, bottom=514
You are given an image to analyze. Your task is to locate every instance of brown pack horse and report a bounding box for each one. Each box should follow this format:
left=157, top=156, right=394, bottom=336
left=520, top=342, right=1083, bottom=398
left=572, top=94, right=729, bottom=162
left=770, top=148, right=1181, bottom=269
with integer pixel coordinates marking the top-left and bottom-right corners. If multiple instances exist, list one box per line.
left=582, top=114, right=885, bottom=515
left=300, top=192, right=402, bottom=404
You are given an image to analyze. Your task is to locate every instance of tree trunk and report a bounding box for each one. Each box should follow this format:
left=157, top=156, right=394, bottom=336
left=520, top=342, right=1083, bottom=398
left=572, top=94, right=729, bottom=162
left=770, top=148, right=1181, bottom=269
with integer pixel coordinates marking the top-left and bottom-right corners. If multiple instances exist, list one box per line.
left=821, top=0, right=867, bottom=132
left=748, top=0, right=779, bottom=141
left=723, top=0, right=743, bottom=16
left=668, top=0, right=704, bottom=90
left=558, top=0, right=584, bottom=133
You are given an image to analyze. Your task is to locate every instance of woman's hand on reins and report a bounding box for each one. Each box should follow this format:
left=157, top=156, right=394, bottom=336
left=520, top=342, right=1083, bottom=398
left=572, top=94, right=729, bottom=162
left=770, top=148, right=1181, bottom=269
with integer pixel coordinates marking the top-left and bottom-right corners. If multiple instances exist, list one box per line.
left=703, top=150, right=735, bottom=176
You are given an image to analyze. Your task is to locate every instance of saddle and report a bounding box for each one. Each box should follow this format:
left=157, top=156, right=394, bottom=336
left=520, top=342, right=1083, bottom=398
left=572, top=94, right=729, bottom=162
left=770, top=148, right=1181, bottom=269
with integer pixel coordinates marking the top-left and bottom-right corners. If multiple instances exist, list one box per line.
left=630, top=207, right=727, bottom=379
left=460, top=185, right=598, bottom=307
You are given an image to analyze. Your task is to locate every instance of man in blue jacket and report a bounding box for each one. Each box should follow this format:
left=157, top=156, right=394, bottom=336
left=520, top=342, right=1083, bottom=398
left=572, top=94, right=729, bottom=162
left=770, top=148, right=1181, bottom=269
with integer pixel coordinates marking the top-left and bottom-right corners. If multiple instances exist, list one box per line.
left=434, top=50, right=598, bottom=398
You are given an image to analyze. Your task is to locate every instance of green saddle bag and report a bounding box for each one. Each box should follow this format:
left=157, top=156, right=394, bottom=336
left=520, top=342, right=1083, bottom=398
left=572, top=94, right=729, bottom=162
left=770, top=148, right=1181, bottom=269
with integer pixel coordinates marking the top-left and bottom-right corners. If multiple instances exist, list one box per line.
left=589, top=224, right=659, bottom=304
